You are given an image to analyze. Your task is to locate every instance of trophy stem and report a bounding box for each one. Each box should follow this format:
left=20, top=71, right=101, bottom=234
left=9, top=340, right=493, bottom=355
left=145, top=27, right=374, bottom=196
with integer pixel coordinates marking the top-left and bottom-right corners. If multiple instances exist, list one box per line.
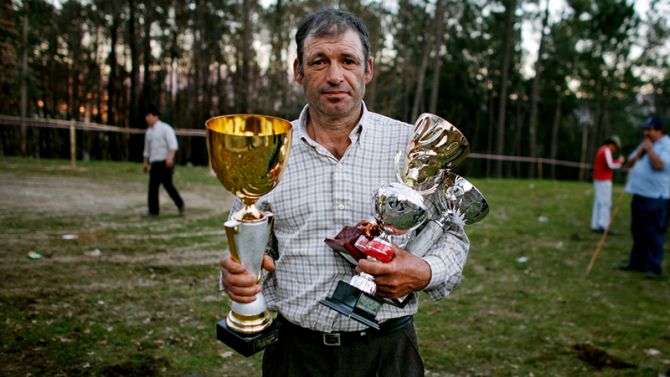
left=223, top=217, right=273, bottom=334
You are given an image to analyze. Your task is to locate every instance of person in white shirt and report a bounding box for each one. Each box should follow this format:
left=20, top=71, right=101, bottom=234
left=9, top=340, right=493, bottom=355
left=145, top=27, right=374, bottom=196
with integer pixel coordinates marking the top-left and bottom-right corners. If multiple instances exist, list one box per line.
left=142, top=105, right=184, bottom=216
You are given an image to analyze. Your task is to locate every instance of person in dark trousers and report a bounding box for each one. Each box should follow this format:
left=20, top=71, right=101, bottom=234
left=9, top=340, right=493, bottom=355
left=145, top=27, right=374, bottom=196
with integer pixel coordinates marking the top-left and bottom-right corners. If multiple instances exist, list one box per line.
left=619, top=117, right=670, bottom=279
left=142, top=105, right=185, bottom=216
left=219, top=8, right=469, bottom=377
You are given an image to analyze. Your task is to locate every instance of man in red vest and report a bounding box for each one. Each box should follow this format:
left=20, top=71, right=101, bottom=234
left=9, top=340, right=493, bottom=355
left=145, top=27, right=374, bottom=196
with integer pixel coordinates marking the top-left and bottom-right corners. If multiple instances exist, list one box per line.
left=591, top=135, right=624, bottom=233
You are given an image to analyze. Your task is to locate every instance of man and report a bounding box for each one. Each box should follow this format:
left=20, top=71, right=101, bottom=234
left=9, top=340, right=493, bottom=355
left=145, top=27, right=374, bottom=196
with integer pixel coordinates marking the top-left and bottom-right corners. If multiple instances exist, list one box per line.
left=142, top=105, right=185, bottom=216
left=220, top=9, right=469, bottom=376
left=590, top=135, right=624, bottom=233
left=619, top=117, right=670, bottom=279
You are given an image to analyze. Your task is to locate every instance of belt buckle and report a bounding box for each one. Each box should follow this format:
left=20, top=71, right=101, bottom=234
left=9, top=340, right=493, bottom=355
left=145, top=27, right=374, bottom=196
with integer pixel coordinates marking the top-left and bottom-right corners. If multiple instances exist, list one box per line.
left=323, top=333, right=341, bottom=346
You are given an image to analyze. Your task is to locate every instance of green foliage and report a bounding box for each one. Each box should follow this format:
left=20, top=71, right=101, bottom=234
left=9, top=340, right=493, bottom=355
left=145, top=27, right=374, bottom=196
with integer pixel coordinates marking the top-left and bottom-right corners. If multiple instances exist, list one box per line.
left=1, top=158, right=668, bottom=376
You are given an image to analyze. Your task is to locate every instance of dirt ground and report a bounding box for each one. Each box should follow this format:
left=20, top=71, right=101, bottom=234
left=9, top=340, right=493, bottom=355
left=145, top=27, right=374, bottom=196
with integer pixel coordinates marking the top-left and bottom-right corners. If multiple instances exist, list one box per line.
left=0, top=171, right=234, bottom=216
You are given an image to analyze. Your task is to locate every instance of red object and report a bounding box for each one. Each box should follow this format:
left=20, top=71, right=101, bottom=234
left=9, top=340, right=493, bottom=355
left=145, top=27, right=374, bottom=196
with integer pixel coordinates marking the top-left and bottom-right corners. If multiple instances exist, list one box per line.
left=593, top=146, right=616, bottom=180
left=324, top=222, right=394, bottom=263
left=354, top=237, right=394, bottom=263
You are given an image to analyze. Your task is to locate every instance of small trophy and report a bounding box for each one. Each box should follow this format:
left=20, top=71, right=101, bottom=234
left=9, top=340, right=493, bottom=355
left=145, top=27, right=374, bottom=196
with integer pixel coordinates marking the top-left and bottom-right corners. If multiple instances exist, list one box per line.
left=206, top=114, right=292, bottom=357
left=322, top=113, right=470, bottom=328
left=322, top=183, right=429, bottom=329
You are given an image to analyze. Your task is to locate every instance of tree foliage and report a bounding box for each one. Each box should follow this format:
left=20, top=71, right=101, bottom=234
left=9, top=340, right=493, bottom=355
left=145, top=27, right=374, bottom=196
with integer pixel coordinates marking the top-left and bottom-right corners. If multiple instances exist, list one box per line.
left=2, top=0, right=670, bottom=179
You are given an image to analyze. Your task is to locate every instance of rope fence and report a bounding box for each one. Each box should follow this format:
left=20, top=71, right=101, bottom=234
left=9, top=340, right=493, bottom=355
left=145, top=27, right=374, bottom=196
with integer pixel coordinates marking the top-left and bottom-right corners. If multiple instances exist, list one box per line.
left=0, top=115, right=593, bottom=173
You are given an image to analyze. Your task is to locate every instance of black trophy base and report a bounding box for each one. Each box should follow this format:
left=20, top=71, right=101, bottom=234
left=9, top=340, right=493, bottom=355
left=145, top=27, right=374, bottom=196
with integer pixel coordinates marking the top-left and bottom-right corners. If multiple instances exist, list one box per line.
left=320, top=281, right=384, bottom=330
left=216, top=318, right=281, bottom=357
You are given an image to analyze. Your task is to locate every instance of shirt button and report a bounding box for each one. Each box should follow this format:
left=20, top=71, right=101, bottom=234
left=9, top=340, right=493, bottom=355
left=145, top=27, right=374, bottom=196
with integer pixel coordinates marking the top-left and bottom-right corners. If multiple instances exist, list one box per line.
left=336, top=164, right=343, bottom=169
left=338, top=204, right=345, bottom=210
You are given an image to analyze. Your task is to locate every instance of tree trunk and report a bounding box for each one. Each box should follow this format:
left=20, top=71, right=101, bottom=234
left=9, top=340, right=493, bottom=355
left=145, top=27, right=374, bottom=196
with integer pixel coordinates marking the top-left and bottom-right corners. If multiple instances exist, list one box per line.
left=239, top=0, right=252, bottom=112
left=549, top=95, right=562, bottom=179
left=129, top=0, right=140, bottom=128
left=140, top=1, right=153, bottom=112
left=579, top=123, right=590, bottom=182
left=528, top=1, right=549, bottom=178
left=428, top=0, right=445, bottom=114
left=107, top=0, right=119, bottom=125
left=494, top=0, right=517, bottom=177
left=411, top=28, right=431, bottom=121
left=20, top=5, right=28, bottom=156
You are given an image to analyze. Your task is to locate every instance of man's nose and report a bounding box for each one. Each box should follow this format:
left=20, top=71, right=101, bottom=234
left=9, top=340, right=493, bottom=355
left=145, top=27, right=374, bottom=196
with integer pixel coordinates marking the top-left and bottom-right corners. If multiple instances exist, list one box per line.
left=326, top=63, right=344, bottom=84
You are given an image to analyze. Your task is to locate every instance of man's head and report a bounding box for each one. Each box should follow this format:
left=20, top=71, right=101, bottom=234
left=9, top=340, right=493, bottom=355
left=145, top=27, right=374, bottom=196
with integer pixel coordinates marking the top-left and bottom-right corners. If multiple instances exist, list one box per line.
left=144, top=104, right=161, bottom=127
left=293, top=8, right=374, bottom=120
left=604, top=135, right=621, bottom=150
left=642, top=116, right=664, bottom=142
left=295, top=8, right=371, bottom=76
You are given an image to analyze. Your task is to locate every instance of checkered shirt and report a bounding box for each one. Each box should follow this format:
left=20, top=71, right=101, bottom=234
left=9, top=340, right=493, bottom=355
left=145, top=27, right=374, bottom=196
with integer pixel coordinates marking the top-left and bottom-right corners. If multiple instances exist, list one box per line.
left=229, top=103, right=470, bottom=332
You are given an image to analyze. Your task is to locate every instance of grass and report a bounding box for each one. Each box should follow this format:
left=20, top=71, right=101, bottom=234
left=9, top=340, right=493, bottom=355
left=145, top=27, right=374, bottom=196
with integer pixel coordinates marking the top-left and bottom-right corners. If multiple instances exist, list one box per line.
left=1, top=157, right=669, bottom=376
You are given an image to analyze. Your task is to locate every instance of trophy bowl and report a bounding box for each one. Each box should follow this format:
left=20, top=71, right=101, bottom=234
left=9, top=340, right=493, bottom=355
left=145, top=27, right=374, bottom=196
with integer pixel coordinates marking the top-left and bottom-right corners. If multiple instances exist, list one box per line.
left=374, top=182, right=429, bottom=236
left=437, top=172, right=489, bottom=225
left=206, top=114, right=292, bottom=356
left=206, top=114, right=292, bottom=222
left=396, top=113, right=470, bottom=194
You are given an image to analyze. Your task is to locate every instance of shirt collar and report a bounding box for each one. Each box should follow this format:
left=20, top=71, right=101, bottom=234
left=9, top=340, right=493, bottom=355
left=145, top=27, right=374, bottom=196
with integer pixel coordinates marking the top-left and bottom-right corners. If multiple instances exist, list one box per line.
left=297, top=102, right=369, bottom=147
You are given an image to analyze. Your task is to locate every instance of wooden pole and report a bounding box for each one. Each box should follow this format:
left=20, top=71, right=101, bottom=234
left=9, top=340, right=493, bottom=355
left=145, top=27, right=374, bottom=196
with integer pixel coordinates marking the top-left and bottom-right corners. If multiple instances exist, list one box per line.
left=586, top=187, right=627, bottom=275
left=70, top=121, right=77, bottom=169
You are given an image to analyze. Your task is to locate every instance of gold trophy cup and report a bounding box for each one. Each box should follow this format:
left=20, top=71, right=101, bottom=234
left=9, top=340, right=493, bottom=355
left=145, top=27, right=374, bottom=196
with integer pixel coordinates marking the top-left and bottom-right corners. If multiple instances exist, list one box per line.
left=206, top=114, right=292, bottom=356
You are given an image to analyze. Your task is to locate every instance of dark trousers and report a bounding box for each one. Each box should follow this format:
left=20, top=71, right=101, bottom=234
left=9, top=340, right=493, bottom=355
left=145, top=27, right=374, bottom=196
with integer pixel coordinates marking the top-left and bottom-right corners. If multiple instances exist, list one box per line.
left=628, top=194, right=668, bottom=274
left=148, top=161, right=184, bottom=215
left=262, top=318, right=424, bottom=377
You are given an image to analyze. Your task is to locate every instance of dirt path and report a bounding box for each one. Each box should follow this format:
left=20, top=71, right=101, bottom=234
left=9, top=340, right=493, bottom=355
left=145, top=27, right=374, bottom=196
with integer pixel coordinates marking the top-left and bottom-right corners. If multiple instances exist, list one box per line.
left=0, top=171, right=235, bottom=216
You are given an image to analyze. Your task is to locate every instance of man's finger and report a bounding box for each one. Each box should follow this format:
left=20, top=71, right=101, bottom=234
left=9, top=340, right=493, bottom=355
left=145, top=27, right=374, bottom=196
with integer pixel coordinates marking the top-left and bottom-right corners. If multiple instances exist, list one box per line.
left=262, top=255, right=276, bottom=272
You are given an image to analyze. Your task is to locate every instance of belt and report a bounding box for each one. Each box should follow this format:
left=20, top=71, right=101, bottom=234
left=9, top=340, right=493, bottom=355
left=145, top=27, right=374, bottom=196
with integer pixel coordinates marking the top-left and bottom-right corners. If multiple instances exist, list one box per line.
left=277, top=315, right=412, bottom=346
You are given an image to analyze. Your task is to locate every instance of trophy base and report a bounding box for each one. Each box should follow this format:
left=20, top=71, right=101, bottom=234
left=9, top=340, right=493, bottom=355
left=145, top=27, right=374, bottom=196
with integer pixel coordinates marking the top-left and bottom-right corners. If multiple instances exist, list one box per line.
left=216, top=318, right=281, bottom=357
left=320, top=281, right=384, bottom=330
left=226, top=308, right=273, bottom=334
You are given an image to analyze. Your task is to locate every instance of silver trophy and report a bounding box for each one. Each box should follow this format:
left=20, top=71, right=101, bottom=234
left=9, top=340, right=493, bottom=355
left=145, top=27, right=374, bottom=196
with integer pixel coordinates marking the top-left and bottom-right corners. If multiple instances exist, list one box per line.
left=322, top=182, right=429, bottom=329
left=407, top=172, right=489, bottom=257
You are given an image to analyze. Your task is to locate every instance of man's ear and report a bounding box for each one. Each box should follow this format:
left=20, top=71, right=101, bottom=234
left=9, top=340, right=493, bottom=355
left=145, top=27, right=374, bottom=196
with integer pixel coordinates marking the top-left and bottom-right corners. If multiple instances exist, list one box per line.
left=364, top=58, right=374, bottom=85
left=293, top=59, right=303, bottom=84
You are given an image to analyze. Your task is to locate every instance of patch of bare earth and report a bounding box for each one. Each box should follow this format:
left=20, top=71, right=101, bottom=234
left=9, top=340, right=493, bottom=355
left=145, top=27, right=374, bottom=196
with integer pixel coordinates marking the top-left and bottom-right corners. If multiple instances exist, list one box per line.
left=0, top=171, right=233, bottom=216
left=0, top=171, right=235, bottom=286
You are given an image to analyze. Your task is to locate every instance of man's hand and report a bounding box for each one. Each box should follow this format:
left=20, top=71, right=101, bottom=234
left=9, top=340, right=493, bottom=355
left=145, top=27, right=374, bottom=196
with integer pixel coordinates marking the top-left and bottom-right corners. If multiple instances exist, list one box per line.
left=220, top=255, right=275, bottom=303
left=166, top=158, right=174, bottom=168
left=356, top=245, right=431, bottom=298
left=143, top=161, right=148, bottom=173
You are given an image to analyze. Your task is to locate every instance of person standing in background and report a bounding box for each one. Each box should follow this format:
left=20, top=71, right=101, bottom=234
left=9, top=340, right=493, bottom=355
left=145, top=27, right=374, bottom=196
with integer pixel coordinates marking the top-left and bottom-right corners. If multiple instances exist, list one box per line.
left=142, top=104, right=185, bottom=217
left=590, top=136, right=624, bottom=233
left=619, top=117, right=670, bottom=279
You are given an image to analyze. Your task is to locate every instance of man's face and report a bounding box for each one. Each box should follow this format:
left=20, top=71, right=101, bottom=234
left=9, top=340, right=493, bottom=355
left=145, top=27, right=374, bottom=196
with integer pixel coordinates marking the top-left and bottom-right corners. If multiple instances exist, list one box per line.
left=644, top=127, right=662, bottom=141
left=145, top=113, right=158, bottom=126
left=294, top=28, right=373, bottom=118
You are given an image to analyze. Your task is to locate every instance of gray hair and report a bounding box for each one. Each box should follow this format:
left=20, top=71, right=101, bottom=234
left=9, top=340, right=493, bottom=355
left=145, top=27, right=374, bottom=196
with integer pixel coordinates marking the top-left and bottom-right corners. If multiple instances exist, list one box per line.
left=295, top=8, right=371, bottom=75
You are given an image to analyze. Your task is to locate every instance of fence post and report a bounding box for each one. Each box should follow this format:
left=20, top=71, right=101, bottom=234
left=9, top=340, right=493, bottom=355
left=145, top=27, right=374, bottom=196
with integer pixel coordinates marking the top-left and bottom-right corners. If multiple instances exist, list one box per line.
left=70, top=121, right=76, bottom=169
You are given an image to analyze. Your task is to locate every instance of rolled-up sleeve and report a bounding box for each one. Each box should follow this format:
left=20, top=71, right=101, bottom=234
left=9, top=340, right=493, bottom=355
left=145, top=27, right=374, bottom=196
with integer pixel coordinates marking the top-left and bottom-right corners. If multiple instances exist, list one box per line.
left=167, top=127, right=179, bottom=151
left=421, top=224, right=470, bottom=301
